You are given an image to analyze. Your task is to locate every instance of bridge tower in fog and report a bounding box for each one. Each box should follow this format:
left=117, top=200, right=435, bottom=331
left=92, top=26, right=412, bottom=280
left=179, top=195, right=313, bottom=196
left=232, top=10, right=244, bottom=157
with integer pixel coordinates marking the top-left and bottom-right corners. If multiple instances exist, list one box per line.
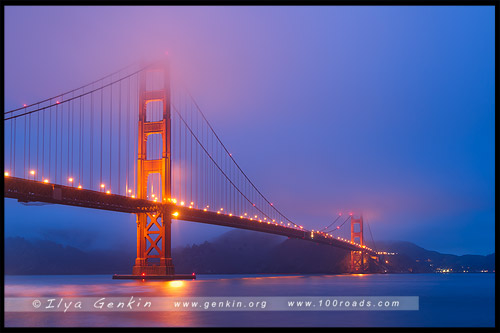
left=350, top=215, right=368, bottom=272
left=132, top=59, right=175, bottom=276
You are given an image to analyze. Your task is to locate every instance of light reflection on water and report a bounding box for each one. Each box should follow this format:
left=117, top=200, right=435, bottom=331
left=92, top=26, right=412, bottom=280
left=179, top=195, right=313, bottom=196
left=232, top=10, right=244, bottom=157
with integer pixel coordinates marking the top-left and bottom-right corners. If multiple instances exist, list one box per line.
left=4, top=273, right=495, bottom=327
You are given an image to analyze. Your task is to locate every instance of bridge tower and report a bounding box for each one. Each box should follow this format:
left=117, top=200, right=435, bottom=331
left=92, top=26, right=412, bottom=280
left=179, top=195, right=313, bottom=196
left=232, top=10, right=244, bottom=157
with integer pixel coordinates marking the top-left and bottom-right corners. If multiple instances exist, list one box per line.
left=132, top=58, right=175, bottom=276
left=350, top=215, right=368, bottom=273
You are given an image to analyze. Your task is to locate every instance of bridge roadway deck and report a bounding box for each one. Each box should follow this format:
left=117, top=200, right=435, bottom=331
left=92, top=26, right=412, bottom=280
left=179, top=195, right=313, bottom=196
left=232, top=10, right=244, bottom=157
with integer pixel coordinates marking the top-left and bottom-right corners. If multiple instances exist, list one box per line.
left=4, top=177, right=376, bottom=255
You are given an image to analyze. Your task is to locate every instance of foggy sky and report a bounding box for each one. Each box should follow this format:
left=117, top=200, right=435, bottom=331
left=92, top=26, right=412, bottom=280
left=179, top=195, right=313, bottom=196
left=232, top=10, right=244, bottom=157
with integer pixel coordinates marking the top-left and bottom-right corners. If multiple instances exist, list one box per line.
left=4, top=6, right=495, bottom=255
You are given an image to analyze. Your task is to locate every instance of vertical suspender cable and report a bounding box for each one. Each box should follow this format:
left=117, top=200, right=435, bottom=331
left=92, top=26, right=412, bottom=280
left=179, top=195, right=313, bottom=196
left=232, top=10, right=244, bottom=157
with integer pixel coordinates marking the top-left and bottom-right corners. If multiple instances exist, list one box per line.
left=184, top=96, right=187, bottom=200
left=67, top=97, right=70, bottom=179
left=79, top=95, right=83, bottom=186
left=367, top=222, right=377, bottom=253
left=37, top=104, right=40, bottom=180
left=70, top=94, right=74, bottom=180
left=196, top=103, right=199, bottom=207
left=55, top=103, right=58, bottom=183
left=60, top=99, right=63, bottom=182
left=42, top=106, right=45, bottom=179
left=178, top=95, right=181, bottom=200
left=100, top=79, right=103, bottom=189
left=190, top=101, right=193, bottom=204
left=82, top=95, right=86, bottom=186
left=126, top=77, right=130, bottom=194
left=60, top=98, right=63, bottom=183
left=24, top=106, right=27, bottom=178
left=110, top=79, right=113, bottom=191
left=10, top=114, right=13, bottom=174
left=119, top=79, right=122, bottom=195
left=90, top=88, right=94, bottom=187
left=13, top=117, right=16, bottom=176
left=61, top=98, right=64, bottom=182
left=28, top=109, right=31, bottom=176
left=49, top=104, right=52, bottom=181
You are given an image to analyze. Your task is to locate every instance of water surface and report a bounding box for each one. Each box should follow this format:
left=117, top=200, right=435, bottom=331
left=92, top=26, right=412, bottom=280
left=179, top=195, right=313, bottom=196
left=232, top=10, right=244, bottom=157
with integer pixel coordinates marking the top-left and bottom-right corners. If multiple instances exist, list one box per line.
left=4, top=273, right=495, bottom=327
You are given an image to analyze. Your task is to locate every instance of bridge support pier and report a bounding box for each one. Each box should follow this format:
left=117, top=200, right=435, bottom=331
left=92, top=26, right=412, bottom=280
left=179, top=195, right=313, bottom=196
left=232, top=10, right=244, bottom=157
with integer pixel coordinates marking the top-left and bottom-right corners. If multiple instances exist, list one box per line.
left=114, top=209, right=194, bottom=280
left=132, top=211, right=175, bottom=276
left=350, top=250, right=368, bottom=273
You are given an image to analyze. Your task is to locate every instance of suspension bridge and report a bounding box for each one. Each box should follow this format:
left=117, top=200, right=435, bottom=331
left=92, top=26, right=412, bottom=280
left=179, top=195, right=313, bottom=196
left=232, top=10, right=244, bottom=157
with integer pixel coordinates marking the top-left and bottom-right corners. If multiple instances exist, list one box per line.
left=4, top=57, right=381, bottom=279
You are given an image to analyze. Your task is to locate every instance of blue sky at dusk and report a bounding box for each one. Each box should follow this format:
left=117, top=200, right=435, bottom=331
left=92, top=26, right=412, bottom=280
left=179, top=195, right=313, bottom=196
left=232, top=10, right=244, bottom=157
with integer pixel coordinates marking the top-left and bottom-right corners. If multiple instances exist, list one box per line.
left=4, top=6, right=495, bottom=255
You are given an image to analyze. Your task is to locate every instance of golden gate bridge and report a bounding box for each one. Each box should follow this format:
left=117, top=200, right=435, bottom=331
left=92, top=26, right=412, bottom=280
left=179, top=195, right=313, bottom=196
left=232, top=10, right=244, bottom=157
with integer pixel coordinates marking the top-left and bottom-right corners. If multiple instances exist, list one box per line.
left=4, top=57, right=382, bottom=279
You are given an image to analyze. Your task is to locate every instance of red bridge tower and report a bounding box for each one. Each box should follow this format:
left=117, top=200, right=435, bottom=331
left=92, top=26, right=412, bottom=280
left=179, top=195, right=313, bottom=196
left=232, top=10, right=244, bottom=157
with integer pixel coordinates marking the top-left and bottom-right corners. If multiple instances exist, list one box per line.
left=350, top=215, right=368, bottom=273
left=132, top=59, right=175, bottom=276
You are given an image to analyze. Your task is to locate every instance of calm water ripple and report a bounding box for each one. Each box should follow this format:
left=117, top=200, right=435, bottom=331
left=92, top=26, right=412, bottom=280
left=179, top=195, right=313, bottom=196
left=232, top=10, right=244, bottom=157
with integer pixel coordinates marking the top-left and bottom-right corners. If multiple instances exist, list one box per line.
left=4, top=273, right=495, bottom=327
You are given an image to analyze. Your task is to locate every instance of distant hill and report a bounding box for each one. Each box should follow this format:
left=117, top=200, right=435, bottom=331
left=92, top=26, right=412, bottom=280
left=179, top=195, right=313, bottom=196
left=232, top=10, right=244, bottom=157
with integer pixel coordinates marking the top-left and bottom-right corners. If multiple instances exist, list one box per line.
left=172, top=230, right=350, bottom=274
left=4, top=237, right=134, bottom=275
left=4, top=231, right=494, bottom=275
left=375, top=241, right=495, bottom=273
